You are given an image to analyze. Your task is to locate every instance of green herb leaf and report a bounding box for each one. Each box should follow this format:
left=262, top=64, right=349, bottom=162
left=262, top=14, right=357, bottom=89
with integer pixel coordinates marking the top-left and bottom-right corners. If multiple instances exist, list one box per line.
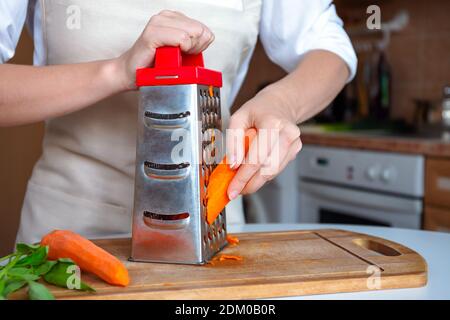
left=43, top=261, right=95, bottom=292
left=8, top=267, right=31, bottom=276
left=16, top=246, right=48, bottom=267
left=8, top=267, right=40, bottom=281
left=0, top=253, right=23, bottom=281
left=0, top=277, right=6, bottom=297
left=16, top=243, right=40, bottom=255
left=3, top=280, right=26, bottom=297
left=27, top=281, right=55, bottom=300
left=1, top=241, right=95, bottom=300
left=34, top=260, right=57, bottom=276
left=0, top=253, right=15, bottom=264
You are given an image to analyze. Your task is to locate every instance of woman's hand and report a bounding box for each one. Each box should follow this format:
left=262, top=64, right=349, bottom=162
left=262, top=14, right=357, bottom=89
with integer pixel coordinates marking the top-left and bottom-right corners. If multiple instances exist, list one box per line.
left=0, top=10, right=214, bottom=126
left=226, top=89, right=302, bottom=200
left=116, top=10, right=215, bottom=90
left=225, top=50, right=349, bottom=200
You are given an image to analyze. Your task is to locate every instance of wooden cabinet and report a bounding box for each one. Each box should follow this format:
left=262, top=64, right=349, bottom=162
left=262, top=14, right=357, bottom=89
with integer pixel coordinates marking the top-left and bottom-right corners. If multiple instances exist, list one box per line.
left=0, top=31, right=44, bottom=256
left=425, top=158, right=450, bottom=208
left=425, top=158, right=450, bottom=232
left=424, top=206, right=450, bottom=232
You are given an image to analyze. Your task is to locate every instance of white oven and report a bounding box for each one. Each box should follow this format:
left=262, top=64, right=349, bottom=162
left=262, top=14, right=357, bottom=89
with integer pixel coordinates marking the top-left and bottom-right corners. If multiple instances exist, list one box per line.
left=298, top=146, right=425, bottom=229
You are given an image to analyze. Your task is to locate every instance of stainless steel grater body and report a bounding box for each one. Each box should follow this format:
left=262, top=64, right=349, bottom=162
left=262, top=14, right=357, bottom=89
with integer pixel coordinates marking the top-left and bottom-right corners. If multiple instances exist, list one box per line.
left=131, top=84, right=228, bottom=264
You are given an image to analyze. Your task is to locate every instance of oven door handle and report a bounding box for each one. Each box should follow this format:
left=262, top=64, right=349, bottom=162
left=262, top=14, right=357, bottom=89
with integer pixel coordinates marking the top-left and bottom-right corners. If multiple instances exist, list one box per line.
left=299, top=182, right=422, bottom=215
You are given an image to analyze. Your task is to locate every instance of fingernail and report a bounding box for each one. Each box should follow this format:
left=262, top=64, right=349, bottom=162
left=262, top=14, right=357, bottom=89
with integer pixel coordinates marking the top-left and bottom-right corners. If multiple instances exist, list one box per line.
left=228, top=190, right=239, bottom=200
left=228, top=155, right=236, bottom=169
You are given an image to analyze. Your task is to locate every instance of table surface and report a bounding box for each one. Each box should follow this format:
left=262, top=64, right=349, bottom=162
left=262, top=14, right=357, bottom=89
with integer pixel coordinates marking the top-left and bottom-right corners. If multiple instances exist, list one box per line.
left=226, top=224, right=450, bottom=300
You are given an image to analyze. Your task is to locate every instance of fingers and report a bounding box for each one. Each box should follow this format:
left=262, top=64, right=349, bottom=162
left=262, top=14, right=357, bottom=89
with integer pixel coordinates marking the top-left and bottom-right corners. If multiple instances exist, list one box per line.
left=261, top=123, right=301, bottom=177
left=227, top=123, right=301, bottom=199
left=226, top=109, right=252, bottom=168
left=144, top=10, right=214, bottom=54
left=242, top=137, right=302, bottom=195
left=226, top=137, right=264, bottom=200
left=142, top=26, right=192, bottom=53
left=154, top=11, right=214, bottom=53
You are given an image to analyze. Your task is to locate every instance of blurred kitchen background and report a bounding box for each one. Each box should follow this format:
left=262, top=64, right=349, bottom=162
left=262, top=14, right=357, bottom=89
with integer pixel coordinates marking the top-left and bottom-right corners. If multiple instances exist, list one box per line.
left=1, top=0, right=449, bottom=255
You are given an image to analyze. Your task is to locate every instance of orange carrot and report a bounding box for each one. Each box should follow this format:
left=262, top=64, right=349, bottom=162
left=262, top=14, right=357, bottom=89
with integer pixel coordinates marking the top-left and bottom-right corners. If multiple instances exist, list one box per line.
left=206, top=128, right=257, bottom=225
left=41, top=230, right=130, bottom=287
left=226, top=235, right=240, bottom=246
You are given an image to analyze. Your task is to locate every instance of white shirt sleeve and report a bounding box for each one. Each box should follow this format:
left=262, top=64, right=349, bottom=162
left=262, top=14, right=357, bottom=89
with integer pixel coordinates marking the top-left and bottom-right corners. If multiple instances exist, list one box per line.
left=260, top=0, right=357, bottom=82
left=0, top=0, right=29, bottom=63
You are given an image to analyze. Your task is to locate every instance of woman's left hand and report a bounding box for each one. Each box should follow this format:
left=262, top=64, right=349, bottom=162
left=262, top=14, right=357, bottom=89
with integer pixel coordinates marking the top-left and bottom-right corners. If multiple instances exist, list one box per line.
left=226, top=89, right=302, bottom=200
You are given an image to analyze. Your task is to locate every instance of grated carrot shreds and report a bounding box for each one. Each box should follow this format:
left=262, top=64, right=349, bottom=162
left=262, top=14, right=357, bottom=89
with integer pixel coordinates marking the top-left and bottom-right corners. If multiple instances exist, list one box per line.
left=226, top=235, right=240, bottom=246
left=218, top=254, right=243, bottom=261
left=207, top=254, right=243, bottom=265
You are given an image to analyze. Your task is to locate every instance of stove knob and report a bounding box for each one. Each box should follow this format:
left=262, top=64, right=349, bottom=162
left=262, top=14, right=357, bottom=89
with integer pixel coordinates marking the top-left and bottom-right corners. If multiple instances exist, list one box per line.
left=381, top=167, right=396, bottom=183
left=365, top=166, right=380, bottom=181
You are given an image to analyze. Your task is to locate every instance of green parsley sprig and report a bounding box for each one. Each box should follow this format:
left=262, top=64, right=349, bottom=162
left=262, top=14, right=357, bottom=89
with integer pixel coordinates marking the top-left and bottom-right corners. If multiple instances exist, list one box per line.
left=0, top=243, right=95, bottom=300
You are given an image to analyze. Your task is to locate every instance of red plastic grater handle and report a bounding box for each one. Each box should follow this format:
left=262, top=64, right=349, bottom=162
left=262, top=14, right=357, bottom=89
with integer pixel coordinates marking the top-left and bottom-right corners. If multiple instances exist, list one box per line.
left=154, top=46, right=204, bottom=68
left=136, top=46, right=222, bottom=87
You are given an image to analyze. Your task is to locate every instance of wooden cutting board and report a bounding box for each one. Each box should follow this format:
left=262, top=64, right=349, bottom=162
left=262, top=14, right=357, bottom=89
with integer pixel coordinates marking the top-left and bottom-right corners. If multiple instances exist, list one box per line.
left=12, top=229, right=427, bottom=299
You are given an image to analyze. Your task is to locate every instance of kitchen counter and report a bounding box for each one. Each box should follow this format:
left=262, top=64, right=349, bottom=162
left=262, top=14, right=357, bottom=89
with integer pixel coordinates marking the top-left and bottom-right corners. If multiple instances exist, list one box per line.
left=229, top=223, right=450, bottom=300
left=300, top=128, right=450, bottom=158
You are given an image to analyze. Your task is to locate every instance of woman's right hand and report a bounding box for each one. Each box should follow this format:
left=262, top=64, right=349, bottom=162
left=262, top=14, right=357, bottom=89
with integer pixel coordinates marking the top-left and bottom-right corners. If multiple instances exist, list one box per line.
left=116, top=10, right=215, bottom=90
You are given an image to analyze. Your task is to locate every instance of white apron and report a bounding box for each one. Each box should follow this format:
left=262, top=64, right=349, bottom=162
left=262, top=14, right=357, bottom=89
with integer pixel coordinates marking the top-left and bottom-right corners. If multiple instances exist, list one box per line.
left=17, top=0, right=262, bottom=243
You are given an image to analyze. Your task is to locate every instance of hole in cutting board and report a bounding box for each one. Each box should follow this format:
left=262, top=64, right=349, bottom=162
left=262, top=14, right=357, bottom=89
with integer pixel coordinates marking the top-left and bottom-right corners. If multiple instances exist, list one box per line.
left=353, top=239, right=401, bottom=257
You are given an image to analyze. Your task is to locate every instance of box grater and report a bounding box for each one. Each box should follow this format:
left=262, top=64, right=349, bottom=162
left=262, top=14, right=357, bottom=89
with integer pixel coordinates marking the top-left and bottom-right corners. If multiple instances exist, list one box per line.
left=131, top=46, right=228, bottom=264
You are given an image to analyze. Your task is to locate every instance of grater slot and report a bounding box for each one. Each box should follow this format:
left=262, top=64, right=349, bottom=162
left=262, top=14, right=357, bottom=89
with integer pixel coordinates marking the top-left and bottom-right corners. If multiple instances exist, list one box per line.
left=144, top=110, right=190, bottom=129
left=143, top=211, right=190, bottom=230
left=144, top=161, right=190, bottom=180
left=154, top=75, right=179, bottom=80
